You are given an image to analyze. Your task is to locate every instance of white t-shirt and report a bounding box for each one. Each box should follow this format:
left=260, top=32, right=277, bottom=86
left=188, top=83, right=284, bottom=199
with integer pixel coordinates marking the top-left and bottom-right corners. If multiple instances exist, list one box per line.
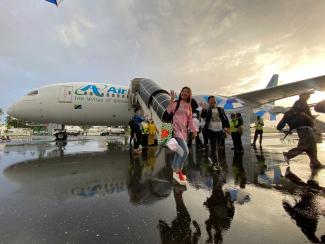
left=208, top=108, right=223, bottom=132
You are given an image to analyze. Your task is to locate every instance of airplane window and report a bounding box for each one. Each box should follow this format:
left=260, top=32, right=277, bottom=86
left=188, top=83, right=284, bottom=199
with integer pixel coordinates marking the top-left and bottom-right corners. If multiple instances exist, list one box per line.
left=84, top=92, right=87, bottom=95
left=107, top=93, right=110, bottom=97
left=112, top=94, right=115, bottom=97
left=90, top=92, right=93, bottom=96
left=27, top=90, right=38, bottom=96
left=117, top=94, right=120, bottom=98
left=126, top=95, right=129, bottom=98
left=122, top=95, right=125, bottom=98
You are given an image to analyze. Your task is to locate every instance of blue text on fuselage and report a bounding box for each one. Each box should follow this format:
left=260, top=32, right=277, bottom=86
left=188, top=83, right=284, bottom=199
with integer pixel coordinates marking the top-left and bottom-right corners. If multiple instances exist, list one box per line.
left=75, top=84, right=128, bottom=97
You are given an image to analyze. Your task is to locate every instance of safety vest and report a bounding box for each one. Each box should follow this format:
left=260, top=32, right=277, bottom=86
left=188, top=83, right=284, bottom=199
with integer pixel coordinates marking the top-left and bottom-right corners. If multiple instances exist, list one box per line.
left=255, top=119, right=264, bottom=131
left=141, top=122, right=149, bottom=134
left=230, top=119, right=237, bottom=132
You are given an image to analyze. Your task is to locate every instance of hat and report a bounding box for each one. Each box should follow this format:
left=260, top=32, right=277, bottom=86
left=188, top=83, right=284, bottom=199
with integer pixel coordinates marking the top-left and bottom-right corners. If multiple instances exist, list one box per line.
left=299, top=89, right=314, bottom=96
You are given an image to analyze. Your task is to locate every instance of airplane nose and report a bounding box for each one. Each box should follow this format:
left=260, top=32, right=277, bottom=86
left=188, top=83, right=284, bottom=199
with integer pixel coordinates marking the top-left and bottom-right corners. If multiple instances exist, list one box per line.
left=7, top=104, right=15, bottom=117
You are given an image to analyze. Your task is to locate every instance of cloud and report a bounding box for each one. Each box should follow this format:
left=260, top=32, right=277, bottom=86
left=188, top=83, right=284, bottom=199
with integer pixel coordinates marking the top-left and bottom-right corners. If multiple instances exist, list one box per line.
left=1, top=0, right=325, bottom=110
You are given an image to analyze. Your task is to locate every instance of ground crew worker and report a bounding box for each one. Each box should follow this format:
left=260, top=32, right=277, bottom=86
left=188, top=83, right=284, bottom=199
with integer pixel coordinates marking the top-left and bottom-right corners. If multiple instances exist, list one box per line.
left=229, top=114, right=238, bottom=150
left=252, top=116, right=264, bottom=147
left=148, top=120, right=157, bottom=146
left=141, top=120, right=149, bottom=147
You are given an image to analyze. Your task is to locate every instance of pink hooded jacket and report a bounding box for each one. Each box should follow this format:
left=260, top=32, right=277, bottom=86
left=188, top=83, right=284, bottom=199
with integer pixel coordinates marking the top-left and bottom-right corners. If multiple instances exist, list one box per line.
left=167, top=100, right=197, bottom=140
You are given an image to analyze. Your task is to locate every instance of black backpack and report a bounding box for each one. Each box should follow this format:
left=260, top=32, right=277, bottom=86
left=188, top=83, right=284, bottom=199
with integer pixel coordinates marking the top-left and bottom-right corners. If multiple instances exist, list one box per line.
left=277, top=109, right=313, bottom=131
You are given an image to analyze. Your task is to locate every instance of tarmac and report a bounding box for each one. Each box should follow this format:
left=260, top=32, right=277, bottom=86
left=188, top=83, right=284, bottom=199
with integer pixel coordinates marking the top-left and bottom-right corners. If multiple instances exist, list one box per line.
left=0, top=133, right=324, bottom=244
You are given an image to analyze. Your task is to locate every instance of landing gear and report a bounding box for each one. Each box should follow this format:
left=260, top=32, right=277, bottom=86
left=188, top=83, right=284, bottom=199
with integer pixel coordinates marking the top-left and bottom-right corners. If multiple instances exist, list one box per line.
left=53, top=124, right=67, bottom=141
left=55, top=131, right=68, bottom=140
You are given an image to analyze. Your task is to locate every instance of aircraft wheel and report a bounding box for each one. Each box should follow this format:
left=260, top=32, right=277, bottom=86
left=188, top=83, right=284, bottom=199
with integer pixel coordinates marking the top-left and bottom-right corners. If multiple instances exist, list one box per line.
left=56, top=132, right=67, bottom=140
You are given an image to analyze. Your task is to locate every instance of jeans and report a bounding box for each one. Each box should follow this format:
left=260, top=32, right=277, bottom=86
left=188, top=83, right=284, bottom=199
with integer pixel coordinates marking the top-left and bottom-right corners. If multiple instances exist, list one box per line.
left=172, top=137, right=189, bottom=171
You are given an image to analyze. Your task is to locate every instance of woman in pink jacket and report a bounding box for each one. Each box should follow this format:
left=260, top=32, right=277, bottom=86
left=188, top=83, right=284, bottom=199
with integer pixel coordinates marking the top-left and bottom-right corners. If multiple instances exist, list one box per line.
left=167, top=87, right=197, bottom=185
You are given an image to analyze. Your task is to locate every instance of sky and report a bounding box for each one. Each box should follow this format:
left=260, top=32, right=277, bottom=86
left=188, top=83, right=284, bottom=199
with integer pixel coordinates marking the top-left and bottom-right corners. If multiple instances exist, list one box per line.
left=1, top=0, right=325, bottom=115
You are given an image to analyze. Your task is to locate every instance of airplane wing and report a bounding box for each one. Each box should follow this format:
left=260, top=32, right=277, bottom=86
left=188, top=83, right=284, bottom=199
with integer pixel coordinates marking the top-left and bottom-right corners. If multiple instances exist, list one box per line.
left=234, top=75, right=325, bottom=107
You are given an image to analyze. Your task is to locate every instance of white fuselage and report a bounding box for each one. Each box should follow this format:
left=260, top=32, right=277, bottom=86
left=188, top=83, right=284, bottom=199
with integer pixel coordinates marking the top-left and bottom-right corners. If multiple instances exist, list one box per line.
left=7, top=82, right=133, bottom=125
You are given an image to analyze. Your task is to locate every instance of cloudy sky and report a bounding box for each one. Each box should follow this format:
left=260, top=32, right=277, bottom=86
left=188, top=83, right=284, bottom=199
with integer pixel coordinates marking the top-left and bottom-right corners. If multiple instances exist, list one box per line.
left=1, top=0, right=325, bottom=112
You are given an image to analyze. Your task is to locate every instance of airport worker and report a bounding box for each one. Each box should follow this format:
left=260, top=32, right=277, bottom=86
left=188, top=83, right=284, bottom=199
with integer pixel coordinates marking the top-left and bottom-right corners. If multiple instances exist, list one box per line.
left=229, top=113, right=238, bottom=150
left=187, top=113, right=202, bottom=148
left=283, top=89, right=323, bottom=168
left=166, top=87, right=197, bottom=185
left=148, top=120, right=157, bottom=146
left=200, top=96, right=230, bottom=163
left=235, top=113, right=244, bottom=152
left=141, top=120, right=149, bottom=147
left=132, top=108, right=145, bottom=154
left=252, top=116, right=264, bottom=147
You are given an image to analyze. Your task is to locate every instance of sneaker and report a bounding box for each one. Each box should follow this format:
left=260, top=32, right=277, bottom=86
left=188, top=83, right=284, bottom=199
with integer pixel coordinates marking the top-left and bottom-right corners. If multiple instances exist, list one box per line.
left=173, top=171, right=187, bottom=186
left=178, top=171, right=187, bottom=181
left=283, top=152, right=290, bottom=164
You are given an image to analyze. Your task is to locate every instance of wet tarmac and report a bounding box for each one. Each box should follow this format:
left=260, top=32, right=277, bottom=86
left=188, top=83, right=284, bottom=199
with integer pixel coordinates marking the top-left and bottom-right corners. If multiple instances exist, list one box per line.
left=0, top=134, right=324, bottom=244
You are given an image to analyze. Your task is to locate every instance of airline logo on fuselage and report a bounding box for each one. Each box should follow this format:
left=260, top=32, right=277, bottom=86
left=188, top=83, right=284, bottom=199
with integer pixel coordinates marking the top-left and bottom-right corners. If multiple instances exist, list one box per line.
left=75, top=84, right=128, bottom=97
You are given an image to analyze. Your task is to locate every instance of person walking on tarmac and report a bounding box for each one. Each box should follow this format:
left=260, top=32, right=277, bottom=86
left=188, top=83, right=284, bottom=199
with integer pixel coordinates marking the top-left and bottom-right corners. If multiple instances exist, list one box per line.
left=132, top=108, right=145, bottom=154
left=252, top=116, right=264, bottom=148
left=229, top=114, right=238, bottom=150
left=166, top=87, right=197, bottom=185
left=200, top=96, right=230, bottom=164
left=147, top=120, right=157, bottom=146
left=283, top=89, right=324, bottom=169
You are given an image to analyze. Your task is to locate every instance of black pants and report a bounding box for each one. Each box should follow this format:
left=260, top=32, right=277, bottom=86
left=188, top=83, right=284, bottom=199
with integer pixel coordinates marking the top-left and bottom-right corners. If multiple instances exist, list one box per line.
left=202, top=128, right=209, bottom=146
left=253, top=129, right=263, bottom=145
left=134, top=129, right=142, bottom=149
left=188, top=131, right=202, bottom=147
left=206, top=129, right=223, bottom=162
left=232, top=132, right=243, bottom=151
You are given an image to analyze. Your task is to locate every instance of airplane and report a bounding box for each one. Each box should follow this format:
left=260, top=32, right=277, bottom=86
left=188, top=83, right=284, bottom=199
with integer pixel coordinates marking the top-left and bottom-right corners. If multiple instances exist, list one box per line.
left=7, top=75, right=325, bottom=140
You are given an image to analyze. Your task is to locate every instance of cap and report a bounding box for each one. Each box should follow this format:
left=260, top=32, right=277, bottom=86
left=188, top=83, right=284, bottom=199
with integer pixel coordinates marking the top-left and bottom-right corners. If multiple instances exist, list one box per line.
left=299, top=89, right=314, bottom=96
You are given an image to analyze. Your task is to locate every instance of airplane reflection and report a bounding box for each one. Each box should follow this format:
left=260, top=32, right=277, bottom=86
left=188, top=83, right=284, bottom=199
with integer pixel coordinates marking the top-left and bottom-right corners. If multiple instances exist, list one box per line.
left=4, top=147, right=172, bottom=204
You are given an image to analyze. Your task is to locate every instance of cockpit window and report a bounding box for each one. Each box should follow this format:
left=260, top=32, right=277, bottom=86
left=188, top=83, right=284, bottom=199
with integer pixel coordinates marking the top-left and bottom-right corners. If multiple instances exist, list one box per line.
left=27, top=90, right=38, bottom=96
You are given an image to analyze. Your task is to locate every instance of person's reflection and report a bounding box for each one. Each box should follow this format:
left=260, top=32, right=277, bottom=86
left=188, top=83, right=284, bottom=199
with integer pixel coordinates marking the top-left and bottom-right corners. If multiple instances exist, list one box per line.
left=158, top=185, right=201, bottom=243
left=232, top=151, right=247, bottom=188
left=128, top=152, right=145, bottom=204
left=282, top=168, right=325, bottom=243
left=204, top=170, right=235, bottom=243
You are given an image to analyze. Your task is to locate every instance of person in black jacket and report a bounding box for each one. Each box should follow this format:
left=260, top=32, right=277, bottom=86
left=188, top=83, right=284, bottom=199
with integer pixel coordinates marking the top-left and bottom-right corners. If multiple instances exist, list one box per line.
left=200, top=96, right=230, bottom=163
left=283, top=90, right=323, bottom=168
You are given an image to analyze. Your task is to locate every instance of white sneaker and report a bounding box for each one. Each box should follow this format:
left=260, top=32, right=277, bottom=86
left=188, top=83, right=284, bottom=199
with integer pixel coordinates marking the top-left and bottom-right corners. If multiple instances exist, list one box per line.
left=173, top=172, right=187, bottom=186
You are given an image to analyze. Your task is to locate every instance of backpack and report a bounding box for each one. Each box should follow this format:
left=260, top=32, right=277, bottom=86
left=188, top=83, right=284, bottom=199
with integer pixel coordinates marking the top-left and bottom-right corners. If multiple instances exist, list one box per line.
left=162, top=100, right=182, bottom=123
left=277, top=109, right=313, bottom=131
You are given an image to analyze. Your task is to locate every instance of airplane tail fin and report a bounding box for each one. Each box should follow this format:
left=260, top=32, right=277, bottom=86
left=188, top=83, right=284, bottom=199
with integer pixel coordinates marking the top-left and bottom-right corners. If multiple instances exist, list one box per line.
left=266, top=74, right=279, bottom=89
left=266, top=74, right=279, bottom=105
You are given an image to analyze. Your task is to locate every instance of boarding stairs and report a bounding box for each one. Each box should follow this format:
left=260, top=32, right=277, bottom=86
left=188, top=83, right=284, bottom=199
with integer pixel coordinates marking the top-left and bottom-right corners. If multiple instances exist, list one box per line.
left=128, top=78, right=171, bottom=134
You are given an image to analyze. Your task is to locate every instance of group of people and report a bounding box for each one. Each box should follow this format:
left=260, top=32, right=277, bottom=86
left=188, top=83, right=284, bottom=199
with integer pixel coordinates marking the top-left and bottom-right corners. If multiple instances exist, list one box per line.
left=165, top=88, right=246, bottom=185
left=130, top=87, right=324, bottom=186
left=129, top=108, right=157, bottom=154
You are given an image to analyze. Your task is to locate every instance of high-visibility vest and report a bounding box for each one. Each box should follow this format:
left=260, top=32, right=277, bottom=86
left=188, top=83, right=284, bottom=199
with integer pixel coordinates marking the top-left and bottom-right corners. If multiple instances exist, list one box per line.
left=255, top=119, right=264, bottom=130
left=230, top=119, right=237, bottom=132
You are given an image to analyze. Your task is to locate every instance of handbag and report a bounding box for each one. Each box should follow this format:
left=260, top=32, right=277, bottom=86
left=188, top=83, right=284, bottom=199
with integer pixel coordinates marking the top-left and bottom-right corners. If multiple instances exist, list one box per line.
left=158, top=122, right=174, bottom=145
